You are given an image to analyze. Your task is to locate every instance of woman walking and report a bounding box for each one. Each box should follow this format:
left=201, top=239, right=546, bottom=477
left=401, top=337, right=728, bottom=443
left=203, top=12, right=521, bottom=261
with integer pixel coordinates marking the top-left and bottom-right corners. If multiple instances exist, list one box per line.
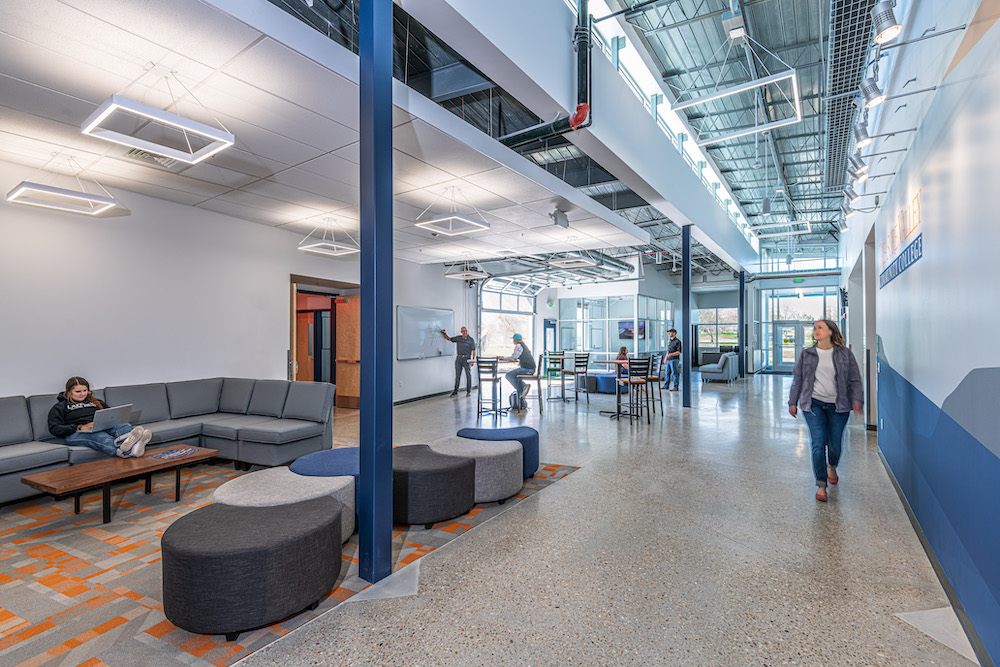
left=788, top=320, right=863, bottom=502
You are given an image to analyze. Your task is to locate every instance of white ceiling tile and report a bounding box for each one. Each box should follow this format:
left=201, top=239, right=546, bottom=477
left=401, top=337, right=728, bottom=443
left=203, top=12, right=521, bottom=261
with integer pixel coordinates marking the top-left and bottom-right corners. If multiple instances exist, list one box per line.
left=196, top=198, right=289, bottom=226
left=87, top=157, right=231, bottom=198
left=393, top=119, right=499, bottom=177
left=393, top=151, right=455, bottom=189
left=264, top=168, right=360, bottom=205
left=239, top=179, right=356, bottom=215
left=298, top=152, right=361, bottom=187
left=486, top=204, right=553, bottom=229
left=180, top=163, right=259, bottom=189
left=208, top=190, right=324, bottom=221
left=462, top=167, right=558, bottom=204
left=221, top=38, right=360, bottom=129
left=205, top=146, right=288, bottom=179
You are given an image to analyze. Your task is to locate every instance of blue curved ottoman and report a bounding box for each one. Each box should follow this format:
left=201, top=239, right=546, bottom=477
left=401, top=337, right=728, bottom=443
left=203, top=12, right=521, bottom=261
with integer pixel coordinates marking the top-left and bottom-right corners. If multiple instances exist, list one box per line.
left=290, top=447, right=360, bottom=480
left=456, top=426, right=539, bottom=478
left=595, top=374, right=627, bottom=394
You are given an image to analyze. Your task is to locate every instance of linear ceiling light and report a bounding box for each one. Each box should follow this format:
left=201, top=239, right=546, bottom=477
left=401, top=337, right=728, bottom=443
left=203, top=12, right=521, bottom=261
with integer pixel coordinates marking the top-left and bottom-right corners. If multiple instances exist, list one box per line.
left=860, top=78, right=887, bottom=109
left=872, top=1, right=903, bottom=45
left=752, top=219, right=813, bottom=230
left=549, top=253, right=598, bottom=268
left=414, top=213, right=490, bottom=236
left=755, top=229, right=816, bottom=239
left=844, top=186, right=860, bottom=203
left=853, top=122, right=873, bottom=149
left=81, top=94, right=234, bottom=164
left=6, top=181, right=118, bottom=216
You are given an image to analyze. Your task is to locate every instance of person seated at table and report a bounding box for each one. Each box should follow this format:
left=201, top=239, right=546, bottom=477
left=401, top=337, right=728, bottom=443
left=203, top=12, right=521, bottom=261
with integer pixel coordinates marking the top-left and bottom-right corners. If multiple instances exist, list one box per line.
left=503, top=333, right=536, bottom=400
left=615, top=346, right=629, bottom=369
left=48, top=376, right=152, bottom=458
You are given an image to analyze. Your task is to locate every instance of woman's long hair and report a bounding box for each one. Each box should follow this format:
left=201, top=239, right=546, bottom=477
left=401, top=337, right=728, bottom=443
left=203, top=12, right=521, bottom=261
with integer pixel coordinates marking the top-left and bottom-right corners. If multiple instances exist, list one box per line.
left=818, top=320, right=846, bottom=347
left=616, top=346, right=629, bottom=359
left=63, top=376, right=105, bottom=408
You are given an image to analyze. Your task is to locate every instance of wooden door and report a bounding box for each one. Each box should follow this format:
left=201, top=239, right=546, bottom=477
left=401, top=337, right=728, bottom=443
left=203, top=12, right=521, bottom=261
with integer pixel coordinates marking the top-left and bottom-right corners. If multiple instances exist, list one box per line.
left=335, top=296, right=361, bottom=408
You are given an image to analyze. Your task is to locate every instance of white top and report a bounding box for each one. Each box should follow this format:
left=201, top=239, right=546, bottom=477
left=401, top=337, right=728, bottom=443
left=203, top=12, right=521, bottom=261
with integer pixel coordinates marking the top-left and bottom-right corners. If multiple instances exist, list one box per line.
left=811, top=347, right=838, bottom=404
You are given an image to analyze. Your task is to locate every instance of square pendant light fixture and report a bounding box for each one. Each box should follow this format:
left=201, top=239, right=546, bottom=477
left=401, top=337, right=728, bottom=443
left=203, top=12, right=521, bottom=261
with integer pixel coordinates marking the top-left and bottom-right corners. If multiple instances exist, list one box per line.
left=299, top=240, right=360, bottom=257
left=6, top=181, right=118, bottom=215
left=414, top=212, right=490, bottom=236
left=549, top=253, right=598, bottom=268
left=82, top=94, right=235, bottom=164
left=445, top=262, right=489, bottom=280
left=6, top=155, right=122, bottom=216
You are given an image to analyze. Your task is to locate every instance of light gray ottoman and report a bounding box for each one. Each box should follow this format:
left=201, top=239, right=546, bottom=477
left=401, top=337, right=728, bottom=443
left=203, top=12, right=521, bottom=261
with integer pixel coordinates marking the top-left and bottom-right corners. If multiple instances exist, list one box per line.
left=429, top=436, right=523, bottom=503
left=213, top=466, right=355, bottom=542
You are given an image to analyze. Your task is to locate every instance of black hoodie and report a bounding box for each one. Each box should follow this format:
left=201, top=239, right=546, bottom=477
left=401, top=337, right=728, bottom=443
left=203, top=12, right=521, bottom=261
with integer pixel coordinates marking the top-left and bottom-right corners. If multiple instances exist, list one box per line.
left=48, top=392, right=105, bottom=437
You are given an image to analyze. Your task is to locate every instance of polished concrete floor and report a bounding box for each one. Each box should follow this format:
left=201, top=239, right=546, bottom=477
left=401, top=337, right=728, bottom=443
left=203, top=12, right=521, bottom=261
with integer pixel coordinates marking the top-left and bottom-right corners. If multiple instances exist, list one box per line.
left=242, top=375, right=973, bottom=666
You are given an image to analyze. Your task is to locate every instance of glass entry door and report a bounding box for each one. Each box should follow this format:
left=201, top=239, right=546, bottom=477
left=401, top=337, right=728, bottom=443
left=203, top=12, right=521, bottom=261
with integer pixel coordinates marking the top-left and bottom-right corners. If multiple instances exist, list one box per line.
left=772, top=321, right=814, bottom=372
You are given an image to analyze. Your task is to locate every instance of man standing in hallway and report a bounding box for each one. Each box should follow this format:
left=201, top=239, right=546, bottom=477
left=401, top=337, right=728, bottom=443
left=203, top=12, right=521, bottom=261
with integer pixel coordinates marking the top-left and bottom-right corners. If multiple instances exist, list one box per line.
left=665, top=328, right=682, bottom=391
left=442, top=326, right=476, bottom=397
left=503, top=333, right=535, bottom=402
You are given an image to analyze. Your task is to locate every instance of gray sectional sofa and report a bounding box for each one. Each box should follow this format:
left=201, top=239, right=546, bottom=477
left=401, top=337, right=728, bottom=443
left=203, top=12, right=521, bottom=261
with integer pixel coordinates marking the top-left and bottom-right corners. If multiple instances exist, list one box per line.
left=0, top=378, right=335, bottom=505
left=699, top=352, right=739, bottom=383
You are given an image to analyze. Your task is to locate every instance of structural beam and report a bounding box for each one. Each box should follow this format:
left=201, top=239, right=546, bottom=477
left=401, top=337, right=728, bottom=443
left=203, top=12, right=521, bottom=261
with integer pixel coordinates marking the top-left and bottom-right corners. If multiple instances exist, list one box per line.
left=358, top=0, right=393, bottom=584
left=738, top=270, right=746, bottom=378
left=682, top=225, right=692, bottom=408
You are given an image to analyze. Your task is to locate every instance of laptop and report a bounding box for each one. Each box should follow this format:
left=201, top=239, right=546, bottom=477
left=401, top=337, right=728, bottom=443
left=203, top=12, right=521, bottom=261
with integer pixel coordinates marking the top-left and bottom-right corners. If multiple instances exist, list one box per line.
left=90, top=404, right=134, bottom=432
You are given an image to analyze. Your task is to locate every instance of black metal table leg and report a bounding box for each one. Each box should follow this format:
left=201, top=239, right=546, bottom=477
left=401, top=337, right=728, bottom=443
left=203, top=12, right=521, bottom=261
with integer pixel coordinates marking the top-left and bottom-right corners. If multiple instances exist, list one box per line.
left=145, top=473, right=152, bottom=494
left=175, top=467, right=182, bottom=501
left=74, top=494, right=81, bottom=514
left=102, top=484, right=111, bottom=523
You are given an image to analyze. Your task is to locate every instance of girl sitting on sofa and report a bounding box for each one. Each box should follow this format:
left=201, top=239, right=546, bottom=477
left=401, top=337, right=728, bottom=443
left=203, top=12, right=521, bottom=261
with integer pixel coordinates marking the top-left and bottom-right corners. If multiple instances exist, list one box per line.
left=48, top=376, right=151, bottom=458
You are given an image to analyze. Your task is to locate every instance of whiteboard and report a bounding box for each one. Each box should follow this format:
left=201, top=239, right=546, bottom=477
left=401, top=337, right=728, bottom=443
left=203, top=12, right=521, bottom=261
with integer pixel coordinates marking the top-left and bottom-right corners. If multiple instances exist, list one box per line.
left=397, top=306, right=455, bottom=361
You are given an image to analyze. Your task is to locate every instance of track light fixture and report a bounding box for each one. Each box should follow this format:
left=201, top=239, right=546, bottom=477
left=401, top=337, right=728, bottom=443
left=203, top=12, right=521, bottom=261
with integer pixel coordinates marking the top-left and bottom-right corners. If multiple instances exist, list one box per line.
left=844, top=186, right=860, bottom=203
left=853, top=122, right=873, bottom=149
left=848, top=153, right=869, bottom=175
left=848, top=167, right=870, bottom=185
left=840, top=204, right=856, bottom=218
left=860, top=78, right=886, bottom=109
left=872, top=1, right=903, bottom=45
left=839, top=220, right=850, bottom=233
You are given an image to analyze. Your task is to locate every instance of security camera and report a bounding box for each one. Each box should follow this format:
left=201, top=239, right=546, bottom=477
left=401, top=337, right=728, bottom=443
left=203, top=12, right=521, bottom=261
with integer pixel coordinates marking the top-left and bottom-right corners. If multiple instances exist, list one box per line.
left=430, top=232, right=439, bottom=237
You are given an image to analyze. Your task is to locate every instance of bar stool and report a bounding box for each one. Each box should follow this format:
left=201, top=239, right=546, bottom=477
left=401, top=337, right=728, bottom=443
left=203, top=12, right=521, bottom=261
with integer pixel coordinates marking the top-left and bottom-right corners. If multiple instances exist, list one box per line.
left=646, top=353, right=665, bottom=413
left=617, top=357, right=651, bottom=425
left=545, top=352, right=568, bottom=402
left=562, top=353, right=591, bottom=403
left=515, top=354, right=545, bottom=414
left=476, top=358, right=506, bottom=419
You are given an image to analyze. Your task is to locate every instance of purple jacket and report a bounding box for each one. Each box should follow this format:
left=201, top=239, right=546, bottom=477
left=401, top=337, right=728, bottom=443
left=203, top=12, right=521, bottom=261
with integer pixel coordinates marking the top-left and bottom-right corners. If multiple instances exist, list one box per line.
left=788, top=345, right=864, bottom=413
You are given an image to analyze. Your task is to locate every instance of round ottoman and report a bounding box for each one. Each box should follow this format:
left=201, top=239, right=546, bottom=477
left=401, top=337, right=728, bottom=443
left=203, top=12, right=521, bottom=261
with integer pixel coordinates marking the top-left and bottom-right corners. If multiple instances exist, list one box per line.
left=161, top=497, right=342, bottom=641
left=393, top=445, right=474, bottom=528
left=213, top=466, right=355, bottom=542
left=456, top=426, right=540, bottom=478
left=430, top=436, right=522, bottom=503
left=595, top=373, right=627, bottom=394
left=290, top=447, right=359, bottom=480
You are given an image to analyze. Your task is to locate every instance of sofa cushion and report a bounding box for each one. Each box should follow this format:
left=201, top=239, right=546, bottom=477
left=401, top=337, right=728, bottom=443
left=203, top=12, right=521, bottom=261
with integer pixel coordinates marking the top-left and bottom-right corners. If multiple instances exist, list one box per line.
left=27, top=394, right=60, bottom=442
left=248, top=380, right=290, bottom=418
left=0, top=396, right=33, bottom=446
left=237, top=419, right=325, bottom=445
left=219, top=378, right=255, bottom=414
left=202, top=415, right=280, bottom=440
left=0, top=441, right=69, bottom=475
left=167, top=379, right=223, bottom=419
left=144, top=419, right=203, bottom=444
left=282, top=382, right=334, bottom=422
left=104, top=383, right=169, bottom=424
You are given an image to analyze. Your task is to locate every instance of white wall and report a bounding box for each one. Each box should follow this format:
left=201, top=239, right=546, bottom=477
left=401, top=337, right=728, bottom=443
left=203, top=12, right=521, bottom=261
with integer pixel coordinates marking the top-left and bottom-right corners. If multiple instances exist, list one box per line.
left=0, top=158, right=359, bottom=397
left=392, top=261, right=476, bottom=402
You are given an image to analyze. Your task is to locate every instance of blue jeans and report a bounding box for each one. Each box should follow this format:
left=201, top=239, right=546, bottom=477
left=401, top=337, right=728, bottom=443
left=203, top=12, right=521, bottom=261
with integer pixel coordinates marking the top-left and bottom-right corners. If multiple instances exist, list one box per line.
left=66, top=423, right=134, bottom=458
left=801, top=400, right=849, bottom=487
left=665, top=358, right=680, bottom=389
left=506, top=367, right=534, bottom=395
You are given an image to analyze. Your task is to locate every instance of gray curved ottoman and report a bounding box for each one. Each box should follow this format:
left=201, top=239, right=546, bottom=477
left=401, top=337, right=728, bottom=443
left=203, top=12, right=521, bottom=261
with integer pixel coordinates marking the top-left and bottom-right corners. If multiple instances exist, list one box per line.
left=161, top=497, right=342, bottom=641
left=393, top=444, right=474, bottom=528
left=430, top=436, right=522, bottom=503
left=213, top=466, right=355, bottom=542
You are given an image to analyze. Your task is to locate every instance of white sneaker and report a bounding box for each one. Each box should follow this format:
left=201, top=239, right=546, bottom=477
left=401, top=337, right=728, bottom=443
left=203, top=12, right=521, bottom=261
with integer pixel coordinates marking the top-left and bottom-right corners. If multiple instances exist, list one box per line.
left=519, top=384, right=531, bottom=399
left=130, top=428, right=153, bottom=457
left=118, top=426, right=143, bottom=453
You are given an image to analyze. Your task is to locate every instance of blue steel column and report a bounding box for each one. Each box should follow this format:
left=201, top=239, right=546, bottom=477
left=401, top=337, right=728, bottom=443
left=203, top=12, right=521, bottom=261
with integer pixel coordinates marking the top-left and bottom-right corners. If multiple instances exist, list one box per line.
left=681, top=225, right=692, bottom=408
left=359, top=0, right=393, bottom=584
left=738, top=270, right=746, bottom=378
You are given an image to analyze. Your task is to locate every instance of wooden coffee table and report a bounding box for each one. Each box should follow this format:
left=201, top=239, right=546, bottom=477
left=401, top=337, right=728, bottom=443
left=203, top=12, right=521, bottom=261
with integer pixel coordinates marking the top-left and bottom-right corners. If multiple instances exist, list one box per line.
left=21, top=446, right=218, bottom=523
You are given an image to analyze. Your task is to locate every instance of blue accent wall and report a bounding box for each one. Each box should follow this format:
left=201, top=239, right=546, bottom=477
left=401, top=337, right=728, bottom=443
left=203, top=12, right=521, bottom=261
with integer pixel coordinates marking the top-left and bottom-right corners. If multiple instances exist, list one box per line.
left=878, top=358, right=1000, bottom=661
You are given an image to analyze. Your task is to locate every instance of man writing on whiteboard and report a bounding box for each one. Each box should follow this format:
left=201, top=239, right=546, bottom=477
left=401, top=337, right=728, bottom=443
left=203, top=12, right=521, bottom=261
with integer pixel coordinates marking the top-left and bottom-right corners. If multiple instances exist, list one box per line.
left=441, top=326, right=476, bottom=397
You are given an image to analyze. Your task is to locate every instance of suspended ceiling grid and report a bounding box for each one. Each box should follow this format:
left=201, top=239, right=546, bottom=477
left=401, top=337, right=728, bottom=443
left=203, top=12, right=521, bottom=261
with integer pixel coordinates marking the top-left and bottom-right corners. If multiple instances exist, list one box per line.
left=622, top=0, right=843, bottom=248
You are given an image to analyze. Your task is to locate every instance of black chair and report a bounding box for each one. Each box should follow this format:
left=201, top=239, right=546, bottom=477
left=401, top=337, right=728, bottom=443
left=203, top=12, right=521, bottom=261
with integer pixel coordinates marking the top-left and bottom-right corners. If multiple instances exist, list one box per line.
left=476, top=358, right=506, bottom=419
left=562, top=353, right=591, bottom=403
left=646, top=353, right=665, bottom=413
left=617, top=357, right=652, bottom=425
left=545, top=352, right=568, bottom=401
left=516, top=354, right=545, bottom=414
